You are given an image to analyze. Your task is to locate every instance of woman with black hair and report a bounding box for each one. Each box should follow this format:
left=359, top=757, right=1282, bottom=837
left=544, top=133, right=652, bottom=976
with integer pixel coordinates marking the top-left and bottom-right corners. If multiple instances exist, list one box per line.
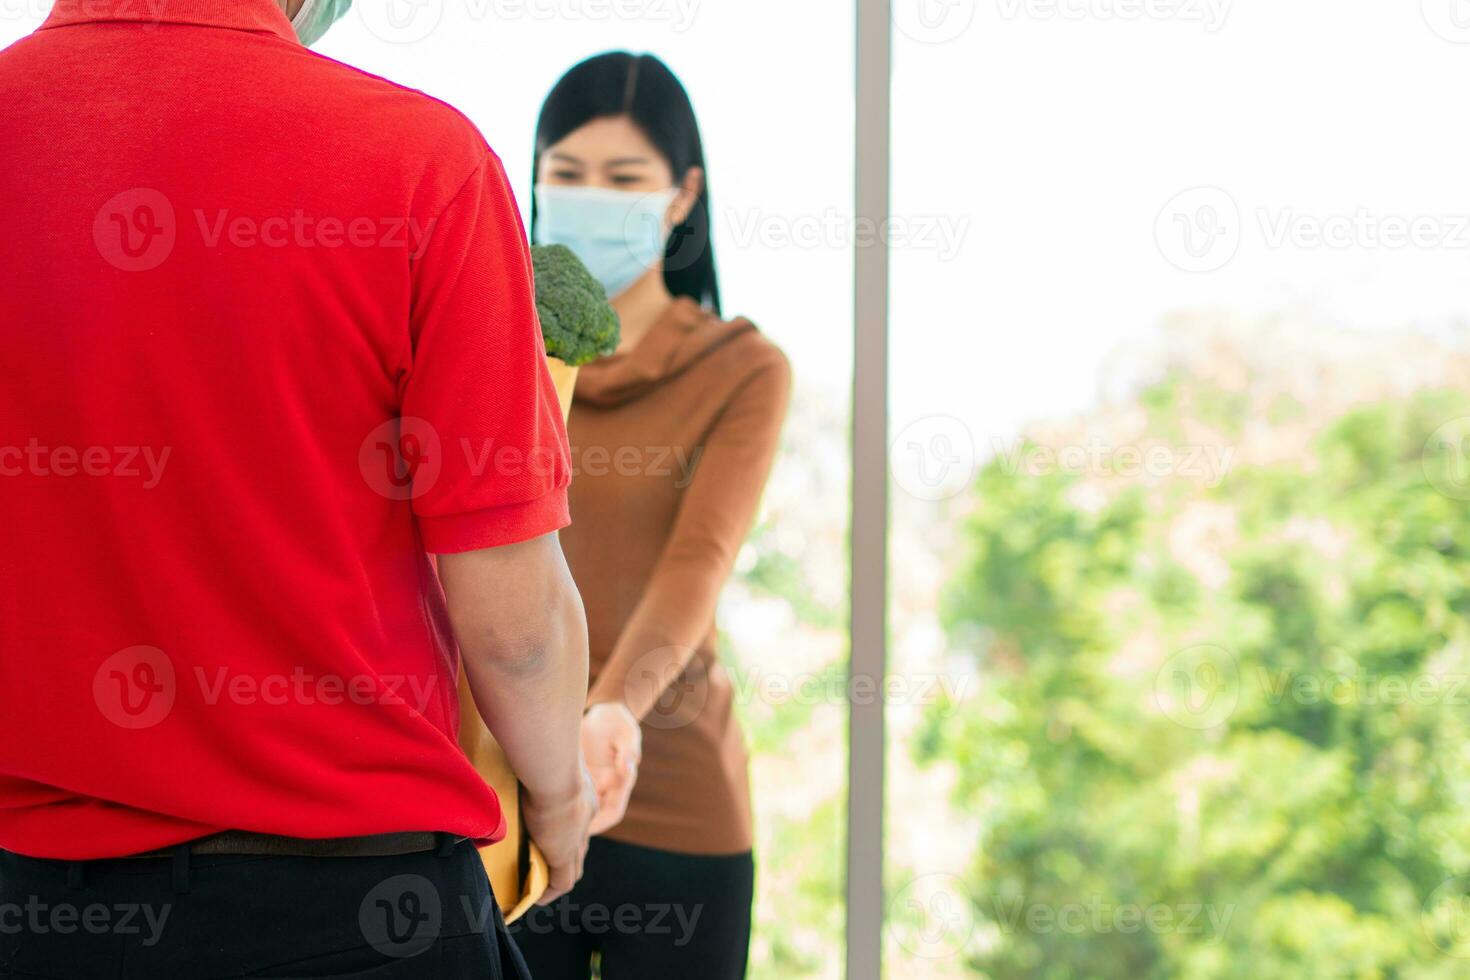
left=510, top=52, right=790, bottom=979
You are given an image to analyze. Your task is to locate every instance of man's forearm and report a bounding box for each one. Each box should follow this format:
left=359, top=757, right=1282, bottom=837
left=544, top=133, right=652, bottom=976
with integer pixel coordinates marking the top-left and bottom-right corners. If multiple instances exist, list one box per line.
left=441, top=535, right=591, bottom=805
left=463, top=592, right=589, bottom=804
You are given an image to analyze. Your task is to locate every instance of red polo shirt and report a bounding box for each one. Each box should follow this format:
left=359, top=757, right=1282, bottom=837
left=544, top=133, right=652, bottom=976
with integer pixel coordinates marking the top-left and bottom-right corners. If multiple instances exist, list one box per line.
left=0, top=0, right=570, bottom=859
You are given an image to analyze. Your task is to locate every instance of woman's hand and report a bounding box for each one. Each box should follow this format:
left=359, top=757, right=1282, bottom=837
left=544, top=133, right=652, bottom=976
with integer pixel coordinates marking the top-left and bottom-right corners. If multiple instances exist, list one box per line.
left=581, top=702, right=643, bottom=835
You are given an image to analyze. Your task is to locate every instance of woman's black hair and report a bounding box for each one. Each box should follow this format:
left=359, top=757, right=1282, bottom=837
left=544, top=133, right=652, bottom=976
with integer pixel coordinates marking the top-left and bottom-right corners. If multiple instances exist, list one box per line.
left=531, top=52, right=721, bottom=316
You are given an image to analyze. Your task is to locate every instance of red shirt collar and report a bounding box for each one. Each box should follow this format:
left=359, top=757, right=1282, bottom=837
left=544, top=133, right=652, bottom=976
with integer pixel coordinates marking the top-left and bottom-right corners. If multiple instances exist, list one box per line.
left=42, top=0, right=297, bottom=42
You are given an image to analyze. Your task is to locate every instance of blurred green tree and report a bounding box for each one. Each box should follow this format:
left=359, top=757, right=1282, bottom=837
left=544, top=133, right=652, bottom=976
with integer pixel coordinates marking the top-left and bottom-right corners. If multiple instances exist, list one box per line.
left=924, top=380, right=1470, bottom=979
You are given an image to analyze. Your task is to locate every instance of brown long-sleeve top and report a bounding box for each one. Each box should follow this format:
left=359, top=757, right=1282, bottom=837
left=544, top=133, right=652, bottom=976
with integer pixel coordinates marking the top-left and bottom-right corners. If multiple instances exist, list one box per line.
left=562, top=297, right=791, bottom=855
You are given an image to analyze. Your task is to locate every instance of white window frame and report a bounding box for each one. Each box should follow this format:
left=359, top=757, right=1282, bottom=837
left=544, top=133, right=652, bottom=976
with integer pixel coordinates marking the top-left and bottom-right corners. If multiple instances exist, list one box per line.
left=848, top=1, right=891, bottom=978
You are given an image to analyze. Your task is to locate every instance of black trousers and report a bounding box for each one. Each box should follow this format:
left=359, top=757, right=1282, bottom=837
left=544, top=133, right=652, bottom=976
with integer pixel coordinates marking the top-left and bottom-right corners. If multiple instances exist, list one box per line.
left=510, top=837, right=754, bottom=980
left=0, top=838, right=530, bottom=979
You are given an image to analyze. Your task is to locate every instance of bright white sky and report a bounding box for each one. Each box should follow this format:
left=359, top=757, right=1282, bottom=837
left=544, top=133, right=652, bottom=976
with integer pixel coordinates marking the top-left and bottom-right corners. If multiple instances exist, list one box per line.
left=6, top=0, right=1470, bottom=445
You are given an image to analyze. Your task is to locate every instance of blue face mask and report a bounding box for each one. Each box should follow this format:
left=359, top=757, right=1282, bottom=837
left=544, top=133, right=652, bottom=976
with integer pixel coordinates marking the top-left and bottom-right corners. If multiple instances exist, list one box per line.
left=290, top=0, right=353, bottom=47
left=535, top=185, right=679, bottom=299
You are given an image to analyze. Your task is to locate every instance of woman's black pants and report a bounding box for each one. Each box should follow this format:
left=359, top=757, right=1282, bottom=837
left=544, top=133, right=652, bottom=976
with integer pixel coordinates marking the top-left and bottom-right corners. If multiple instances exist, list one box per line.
left=511, top=836, right=755, bottom=980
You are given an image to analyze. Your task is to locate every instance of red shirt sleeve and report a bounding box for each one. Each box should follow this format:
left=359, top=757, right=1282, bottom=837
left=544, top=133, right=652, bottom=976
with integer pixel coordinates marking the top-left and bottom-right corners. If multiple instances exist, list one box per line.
left=402, top=151, right=571, bottom=554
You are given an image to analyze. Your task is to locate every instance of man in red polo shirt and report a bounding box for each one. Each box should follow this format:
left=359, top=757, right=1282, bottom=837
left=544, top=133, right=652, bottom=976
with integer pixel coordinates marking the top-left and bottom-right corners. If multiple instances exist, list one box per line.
left=0, top=1, right=594, bottom=975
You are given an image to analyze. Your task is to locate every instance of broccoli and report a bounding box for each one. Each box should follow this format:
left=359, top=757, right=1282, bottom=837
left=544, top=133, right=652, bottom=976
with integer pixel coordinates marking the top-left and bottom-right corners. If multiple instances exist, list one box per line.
left=532, top=244, right=621, bottom=366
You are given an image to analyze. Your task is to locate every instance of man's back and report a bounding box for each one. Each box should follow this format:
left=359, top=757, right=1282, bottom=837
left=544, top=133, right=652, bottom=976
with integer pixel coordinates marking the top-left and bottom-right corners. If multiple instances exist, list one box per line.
left=0, top=0, right=571, bottom=860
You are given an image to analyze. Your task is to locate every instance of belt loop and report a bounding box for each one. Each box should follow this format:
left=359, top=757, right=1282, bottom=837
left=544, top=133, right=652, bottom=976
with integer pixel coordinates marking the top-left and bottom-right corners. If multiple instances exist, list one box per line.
left=171, top=843, right=192, bottom=895
left=66, top=862, right=85, bottom=890
left=435, top=832, right=456, bottom=858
